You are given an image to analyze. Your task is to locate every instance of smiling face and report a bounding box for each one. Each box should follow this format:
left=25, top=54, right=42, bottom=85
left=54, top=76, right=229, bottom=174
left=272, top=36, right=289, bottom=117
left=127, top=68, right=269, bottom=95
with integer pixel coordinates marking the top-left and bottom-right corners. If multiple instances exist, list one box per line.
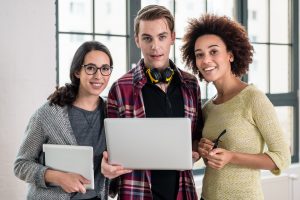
left=194, top=34, right=233, bottom=82
left=75, top=50, right=111, bottom=98
left=135, top=18, right=175, bottom=71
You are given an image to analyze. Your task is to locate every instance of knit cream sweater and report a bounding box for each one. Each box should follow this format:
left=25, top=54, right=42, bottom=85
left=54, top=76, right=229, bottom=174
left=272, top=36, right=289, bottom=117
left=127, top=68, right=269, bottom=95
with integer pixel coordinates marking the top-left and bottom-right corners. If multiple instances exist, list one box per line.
left=201, top=84, right=291, bottom=200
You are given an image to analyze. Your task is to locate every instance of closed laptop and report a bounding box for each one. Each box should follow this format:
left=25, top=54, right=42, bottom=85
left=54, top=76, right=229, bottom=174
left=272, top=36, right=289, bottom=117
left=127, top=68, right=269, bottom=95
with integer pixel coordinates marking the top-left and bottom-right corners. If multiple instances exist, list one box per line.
left=43, top=144, right=94, bottom=189
left=104, top=118, right=193, bottom=170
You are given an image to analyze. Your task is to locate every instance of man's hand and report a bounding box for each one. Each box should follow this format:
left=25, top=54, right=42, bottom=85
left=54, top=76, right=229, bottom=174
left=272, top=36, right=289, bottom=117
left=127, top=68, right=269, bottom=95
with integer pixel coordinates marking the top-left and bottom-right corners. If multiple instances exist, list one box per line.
left=101, top=151, right=132, bottom=179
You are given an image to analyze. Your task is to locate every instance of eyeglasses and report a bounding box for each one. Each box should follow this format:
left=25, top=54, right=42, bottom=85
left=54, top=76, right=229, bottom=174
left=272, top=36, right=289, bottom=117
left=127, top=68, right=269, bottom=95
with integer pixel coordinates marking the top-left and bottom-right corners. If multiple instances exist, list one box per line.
left=82, top=64, right=113, bottom=76
left=213, top=129, right=227, bottom=149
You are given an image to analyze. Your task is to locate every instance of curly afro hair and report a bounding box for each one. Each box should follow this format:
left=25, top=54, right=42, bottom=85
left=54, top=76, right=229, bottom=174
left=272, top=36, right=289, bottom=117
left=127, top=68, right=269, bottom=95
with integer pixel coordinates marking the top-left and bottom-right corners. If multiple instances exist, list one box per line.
left=181, top=14, right=253, bottom=81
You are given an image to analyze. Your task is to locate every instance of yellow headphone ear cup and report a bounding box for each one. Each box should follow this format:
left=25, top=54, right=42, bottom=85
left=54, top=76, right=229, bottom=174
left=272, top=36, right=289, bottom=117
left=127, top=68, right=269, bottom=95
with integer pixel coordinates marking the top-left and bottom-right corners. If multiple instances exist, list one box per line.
left=162, top=67, right=174, bottom=83
left=146, top=68, right=160, bottom=84
left=146, top=67, right=174, bottom=84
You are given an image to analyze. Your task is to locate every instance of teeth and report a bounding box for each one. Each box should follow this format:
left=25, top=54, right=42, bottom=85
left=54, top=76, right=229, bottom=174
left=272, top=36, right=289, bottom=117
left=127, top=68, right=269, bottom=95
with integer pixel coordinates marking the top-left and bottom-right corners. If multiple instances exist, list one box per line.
left=204, top=66, right=215, bottom=71
left=91, top=83, right=101, bottom=87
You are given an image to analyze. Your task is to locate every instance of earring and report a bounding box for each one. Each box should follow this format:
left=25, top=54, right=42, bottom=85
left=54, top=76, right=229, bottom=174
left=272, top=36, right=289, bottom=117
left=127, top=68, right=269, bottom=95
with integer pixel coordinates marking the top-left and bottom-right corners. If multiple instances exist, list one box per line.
left=230, top=57, right=234, bottom=62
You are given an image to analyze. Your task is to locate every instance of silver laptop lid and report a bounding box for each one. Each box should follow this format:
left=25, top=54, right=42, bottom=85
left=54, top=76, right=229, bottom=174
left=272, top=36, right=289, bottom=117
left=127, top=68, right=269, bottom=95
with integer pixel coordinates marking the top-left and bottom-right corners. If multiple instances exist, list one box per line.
left=104, top=118, right=192, bottom=170
left=43, top=144, right=94, bottom=189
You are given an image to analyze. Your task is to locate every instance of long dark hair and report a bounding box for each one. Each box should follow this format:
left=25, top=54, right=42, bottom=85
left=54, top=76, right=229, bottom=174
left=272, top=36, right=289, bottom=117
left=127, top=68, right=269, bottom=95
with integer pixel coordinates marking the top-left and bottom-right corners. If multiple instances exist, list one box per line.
left=48, top=41, right=113, bottom=106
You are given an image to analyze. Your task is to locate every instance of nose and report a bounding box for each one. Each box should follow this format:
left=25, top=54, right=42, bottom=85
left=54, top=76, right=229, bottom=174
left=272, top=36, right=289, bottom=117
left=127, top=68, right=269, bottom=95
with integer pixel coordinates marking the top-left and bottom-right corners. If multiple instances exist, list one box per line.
left=94, top=68, right=103, bottom=79
left=151, top=39, right=159, bottom=50
left=202, top=54, right=212, bottom=64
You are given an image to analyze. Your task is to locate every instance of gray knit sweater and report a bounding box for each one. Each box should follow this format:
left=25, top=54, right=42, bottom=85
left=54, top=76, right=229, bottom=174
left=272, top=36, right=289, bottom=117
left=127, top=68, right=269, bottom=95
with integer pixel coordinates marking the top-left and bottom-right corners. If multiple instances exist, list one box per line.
left=14, top=102, right=109, bottom=200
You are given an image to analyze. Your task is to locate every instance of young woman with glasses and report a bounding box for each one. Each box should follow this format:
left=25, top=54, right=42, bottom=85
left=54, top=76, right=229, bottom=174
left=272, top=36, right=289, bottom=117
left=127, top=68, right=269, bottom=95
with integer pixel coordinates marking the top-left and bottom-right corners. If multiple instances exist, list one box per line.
left=14, top=41, right=113, bottom=200
left=181, top=14, right=291, bottom=200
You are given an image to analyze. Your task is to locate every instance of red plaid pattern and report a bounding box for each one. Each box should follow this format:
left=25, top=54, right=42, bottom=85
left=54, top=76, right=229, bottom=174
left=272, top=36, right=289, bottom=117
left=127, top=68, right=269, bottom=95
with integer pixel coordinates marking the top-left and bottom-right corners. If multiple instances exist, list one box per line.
left=107, top=59, right=203, bottom=200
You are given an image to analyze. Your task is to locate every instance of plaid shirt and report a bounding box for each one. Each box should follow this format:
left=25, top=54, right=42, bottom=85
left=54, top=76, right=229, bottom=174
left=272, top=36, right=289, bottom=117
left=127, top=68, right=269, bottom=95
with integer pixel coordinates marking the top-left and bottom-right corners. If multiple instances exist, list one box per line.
left=107, top=59, right=203, bottom=200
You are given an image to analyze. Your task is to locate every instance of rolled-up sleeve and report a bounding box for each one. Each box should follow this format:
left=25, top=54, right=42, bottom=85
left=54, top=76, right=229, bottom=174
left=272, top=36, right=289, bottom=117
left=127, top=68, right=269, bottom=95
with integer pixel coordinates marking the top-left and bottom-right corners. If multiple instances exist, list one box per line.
left=252, top=92, right=291, bottom=175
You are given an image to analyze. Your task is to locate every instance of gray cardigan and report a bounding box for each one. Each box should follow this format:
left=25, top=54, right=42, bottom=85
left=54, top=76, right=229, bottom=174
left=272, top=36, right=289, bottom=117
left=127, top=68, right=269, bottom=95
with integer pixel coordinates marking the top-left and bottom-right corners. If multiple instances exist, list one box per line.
left=14, top=102, right=109, bottom=200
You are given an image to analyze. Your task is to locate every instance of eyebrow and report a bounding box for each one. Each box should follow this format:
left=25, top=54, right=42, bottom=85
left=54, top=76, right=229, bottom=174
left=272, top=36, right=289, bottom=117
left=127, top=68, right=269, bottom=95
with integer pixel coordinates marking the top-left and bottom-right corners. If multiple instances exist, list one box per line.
left=141, top=32, right=168, bottom=37
left=194, top=44, right=220, bottom=52
left=84, top=63, right=97, bottom=66
left=159, top=32, right=168, bottom=36
left=84, top=63, right=110, bottom=67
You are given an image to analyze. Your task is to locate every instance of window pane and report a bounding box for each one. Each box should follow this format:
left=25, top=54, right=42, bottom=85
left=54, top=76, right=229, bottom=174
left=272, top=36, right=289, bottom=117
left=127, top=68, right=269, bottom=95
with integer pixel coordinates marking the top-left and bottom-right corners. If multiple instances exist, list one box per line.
left=199, top=82, right=207, bottom=99
left=174, top=39, right=186, bottom=70
left=59, top=0, right=93, bottom=33
left=270, top=45, right=291, bottom=93
left=175, top=0, right=206, bottom=38
left=170, top=44, right=175, bottom=64
left=95, top=36, right=127, bottom=96
left=248, top=0, right=268, bottom=43
left=141, top=0, right=174, bottom=12
left=59, top=34, right=93, bottom=86
left=207, top=0, right=236, bottom=19
left=270, top=0, right=290, bottom=43
left=274, top=106, right=294, bottom=156
left=95, top=0, right=126, bottom=35
left=197, top=82, right=217, bottom=100
left=248, top=44, right=269, bottom=93
left=206, top=82, right=217, bottom=99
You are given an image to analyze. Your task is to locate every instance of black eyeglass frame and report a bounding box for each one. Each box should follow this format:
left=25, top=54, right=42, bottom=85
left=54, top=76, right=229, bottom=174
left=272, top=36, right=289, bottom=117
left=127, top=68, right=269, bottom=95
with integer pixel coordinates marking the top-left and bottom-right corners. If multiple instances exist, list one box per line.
left=212, top=129, right=227, bottom=149
left=81, top=64, right=113, bottom=76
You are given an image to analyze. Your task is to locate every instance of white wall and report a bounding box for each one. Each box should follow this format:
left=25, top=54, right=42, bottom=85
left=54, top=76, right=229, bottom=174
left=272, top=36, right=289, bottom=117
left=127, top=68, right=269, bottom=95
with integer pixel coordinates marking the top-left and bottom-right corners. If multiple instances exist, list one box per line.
left=262, top=165, right=300, bottom=200
left=0, top=0, right=56, bottom=199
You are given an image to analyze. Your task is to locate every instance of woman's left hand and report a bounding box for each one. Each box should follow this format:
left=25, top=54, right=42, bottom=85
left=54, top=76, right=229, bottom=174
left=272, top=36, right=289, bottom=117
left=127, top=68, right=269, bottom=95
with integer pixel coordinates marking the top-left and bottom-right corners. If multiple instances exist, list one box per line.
left=206, top=148, right=233, bottom=170
left=192, top=151, right=200, bottom=163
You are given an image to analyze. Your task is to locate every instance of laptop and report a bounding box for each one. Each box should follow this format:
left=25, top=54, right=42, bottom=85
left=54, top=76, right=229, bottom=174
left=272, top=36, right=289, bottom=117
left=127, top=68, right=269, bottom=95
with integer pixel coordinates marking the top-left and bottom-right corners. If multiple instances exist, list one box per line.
left=104, top=118, right=192, bottom=170
left=43, top=144, right=94, bottom=190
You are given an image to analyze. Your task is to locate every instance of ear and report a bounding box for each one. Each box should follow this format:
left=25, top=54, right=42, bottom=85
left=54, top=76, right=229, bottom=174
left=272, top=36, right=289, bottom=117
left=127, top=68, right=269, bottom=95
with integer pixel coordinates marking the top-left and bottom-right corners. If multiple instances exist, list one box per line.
left=74, top=71, right=81, bottom=78
left=170, top=32, right=175, bottom=45
left=228, top=51, right=234, bottom=62
left=135, top=35, right=141, bottom=48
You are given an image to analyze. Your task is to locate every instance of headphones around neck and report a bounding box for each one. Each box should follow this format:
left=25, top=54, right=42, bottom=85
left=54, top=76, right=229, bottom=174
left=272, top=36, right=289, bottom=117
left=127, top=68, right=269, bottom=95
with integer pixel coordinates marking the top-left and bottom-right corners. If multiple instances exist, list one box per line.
left=145, top=67, right=175, bottom=84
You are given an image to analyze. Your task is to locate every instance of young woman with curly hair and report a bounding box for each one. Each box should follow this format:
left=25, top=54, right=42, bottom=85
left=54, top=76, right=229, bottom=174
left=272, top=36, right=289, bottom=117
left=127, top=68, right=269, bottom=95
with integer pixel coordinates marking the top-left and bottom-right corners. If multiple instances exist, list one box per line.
left=181, top=14, right=290, bottom=200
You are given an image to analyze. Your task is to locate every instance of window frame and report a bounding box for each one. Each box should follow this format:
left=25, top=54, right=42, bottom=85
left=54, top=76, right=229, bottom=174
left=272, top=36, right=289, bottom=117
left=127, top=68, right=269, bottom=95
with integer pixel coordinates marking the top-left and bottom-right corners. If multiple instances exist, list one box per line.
left=55, top=0, right=299, bottom=175
left=239, top=0, right=299, bottom=163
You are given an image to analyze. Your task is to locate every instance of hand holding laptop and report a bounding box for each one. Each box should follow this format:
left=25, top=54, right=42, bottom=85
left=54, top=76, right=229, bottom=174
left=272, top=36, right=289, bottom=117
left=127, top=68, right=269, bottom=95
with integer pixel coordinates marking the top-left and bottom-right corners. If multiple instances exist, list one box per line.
left=45, top=169, right=90, bottom=194
left=101, top=151, right=199, bottom=178
left=104, top=118, right=193, bottom=170
left=43, top=144, right=94, bottom=190
left=101, top=151, right=132, bottom=179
